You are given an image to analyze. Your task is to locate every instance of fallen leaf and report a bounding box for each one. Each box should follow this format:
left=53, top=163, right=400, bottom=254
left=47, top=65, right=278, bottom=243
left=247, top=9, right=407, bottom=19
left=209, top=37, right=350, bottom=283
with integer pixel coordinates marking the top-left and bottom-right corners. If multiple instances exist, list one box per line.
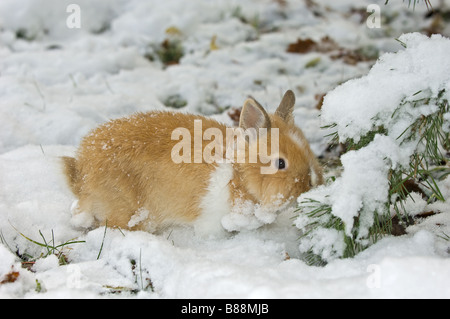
left=287, top=36, right=377, bottom=65
left=314, top=93, right=326, bottom=110
left=286, top=38, right=317, bottom=54
left=210, top=35, right=219, bottom=51
left=0, top=270, right=20, bottom=284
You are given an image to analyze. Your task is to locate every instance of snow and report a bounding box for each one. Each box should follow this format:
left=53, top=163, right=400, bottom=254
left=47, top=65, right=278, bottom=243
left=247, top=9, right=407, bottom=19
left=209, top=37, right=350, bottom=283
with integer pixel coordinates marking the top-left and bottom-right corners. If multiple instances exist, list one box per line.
left=0, top=0, right=449, bottom=299
left=297, top=32, right=450, bottom=262
left=322, top=33, right=450, bottom=143
left=0, top=243, right=35, bottom=297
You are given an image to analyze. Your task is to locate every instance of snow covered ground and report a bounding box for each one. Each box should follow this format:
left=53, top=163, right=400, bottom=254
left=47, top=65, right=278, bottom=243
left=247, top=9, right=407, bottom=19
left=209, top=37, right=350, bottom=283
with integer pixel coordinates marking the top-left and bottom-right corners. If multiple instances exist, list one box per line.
left=0, top=0, right=449, bottom=298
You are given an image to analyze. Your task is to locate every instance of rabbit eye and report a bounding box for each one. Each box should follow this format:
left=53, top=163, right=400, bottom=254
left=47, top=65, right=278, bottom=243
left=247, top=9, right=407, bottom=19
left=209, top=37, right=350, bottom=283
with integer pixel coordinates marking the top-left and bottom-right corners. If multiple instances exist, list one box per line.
left=276, top=158, right=286, bottom=170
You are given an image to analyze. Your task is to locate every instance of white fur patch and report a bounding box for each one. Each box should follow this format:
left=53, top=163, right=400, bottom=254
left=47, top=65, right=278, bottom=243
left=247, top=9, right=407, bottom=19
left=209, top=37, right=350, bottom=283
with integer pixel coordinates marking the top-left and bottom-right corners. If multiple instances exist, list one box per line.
left=221, top=199, right=264, bottom=232
left=310, top=166, right=319, bottom=187
left=70, top=200, right=96, bottom=229
left=221, top=193, right=290, bottom=232
left=127, top=207, right=150, bottom=228
left=194, top=163, right=233, bottom=237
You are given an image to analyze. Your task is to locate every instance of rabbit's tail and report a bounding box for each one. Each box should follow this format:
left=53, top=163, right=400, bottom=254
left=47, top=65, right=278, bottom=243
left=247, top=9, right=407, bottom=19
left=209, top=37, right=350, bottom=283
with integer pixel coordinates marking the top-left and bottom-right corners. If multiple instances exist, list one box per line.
left=62, top=156, right=81, bottom=196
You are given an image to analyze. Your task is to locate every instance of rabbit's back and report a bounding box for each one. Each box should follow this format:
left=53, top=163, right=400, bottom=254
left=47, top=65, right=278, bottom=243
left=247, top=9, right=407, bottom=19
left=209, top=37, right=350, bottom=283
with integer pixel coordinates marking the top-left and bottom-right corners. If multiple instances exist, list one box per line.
left=69, top=111, right=227, bottom=231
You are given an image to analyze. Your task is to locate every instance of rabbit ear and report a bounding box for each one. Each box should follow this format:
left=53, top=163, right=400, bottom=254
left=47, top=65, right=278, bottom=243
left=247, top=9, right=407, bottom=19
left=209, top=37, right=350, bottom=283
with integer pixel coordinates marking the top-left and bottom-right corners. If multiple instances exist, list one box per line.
left=239, top=97, right=271, bottom=130
left=275, top=90, right=295, bottom=124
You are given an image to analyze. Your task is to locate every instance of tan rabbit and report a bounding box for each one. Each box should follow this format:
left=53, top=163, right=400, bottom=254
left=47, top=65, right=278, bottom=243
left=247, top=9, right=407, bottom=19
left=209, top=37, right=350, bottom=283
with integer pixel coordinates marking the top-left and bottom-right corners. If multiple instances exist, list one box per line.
left=62, top=90, right=322, bottom=236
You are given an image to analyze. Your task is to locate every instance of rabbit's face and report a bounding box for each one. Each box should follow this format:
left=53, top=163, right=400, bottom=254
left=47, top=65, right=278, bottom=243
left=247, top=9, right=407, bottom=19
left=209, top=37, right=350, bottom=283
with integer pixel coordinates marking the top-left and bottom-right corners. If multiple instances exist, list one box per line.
left=236, top=90, right=323, bottom=208
left=237, top=114, right=322, bottom=207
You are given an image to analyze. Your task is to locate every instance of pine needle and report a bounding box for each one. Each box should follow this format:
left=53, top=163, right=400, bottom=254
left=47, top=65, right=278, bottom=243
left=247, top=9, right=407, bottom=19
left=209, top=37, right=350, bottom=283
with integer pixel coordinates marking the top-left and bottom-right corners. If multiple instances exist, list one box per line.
left=97, top=221, right=108, bottom=260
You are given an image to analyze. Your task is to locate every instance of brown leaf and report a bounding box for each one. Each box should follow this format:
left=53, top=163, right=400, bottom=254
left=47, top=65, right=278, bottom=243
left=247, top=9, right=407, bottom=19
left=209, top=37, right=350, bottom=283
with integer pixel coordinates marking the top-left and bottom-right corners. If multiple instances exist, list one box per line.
left=330, top=50, right=372, bottom=66
left=416, top=211, right=439, bottom=218
left=286, top=36, right=339, bottom=54
left=287, top=36, right=377, bottom=65
left=314, top=93, right=326, bottom=110
left=0, top=270, right=20, bottom=284
left=286, top=38, right=317, bottom=54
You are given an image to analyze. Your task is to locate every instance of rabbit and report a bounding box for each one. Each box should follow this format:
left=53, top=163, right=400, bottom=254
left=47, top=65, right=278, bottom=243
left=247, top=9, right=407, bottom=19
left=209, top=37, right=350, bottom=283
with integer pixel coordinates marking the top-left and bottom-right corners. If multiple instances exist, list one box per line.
left=62, top=90, right=323, bottom=236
